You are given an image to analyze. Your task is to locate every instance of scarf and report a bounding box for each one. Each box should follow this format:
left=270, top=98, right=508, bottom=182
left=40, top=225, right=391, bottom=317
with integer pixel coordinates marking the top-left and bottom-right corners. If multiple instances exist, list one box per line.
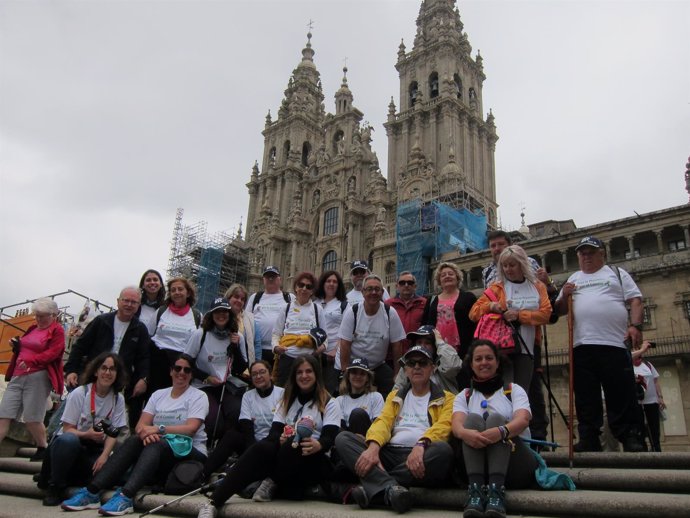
left=211, top=326, right=231, bottom=339
left=470, top=375, right=504, bottom=396
left=168, top=303, right=191, bottom=317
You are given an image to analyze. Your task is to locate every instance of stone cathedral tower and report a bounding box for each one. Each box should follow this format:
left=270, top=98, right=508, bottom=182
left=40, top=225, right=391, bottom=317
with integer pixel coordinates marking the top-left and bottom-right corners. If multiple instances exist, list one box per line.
left=245, top=0, right=497, bottom=291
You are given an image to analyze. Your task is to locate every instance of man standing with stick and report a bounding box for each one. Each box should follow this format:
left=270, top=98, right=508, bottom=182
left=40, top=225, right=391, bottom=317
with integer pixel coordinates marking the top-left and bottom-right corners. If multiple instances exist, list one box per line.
left=556, top=236, right=645, bottom=453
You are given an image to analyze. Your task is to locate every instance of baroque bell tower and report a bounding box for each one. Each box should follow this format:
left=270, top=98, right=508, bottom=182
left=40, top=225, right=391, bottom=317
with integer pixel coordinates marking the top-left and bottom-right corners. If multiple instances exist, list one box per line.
left=385, top=0, right=498, bottom=226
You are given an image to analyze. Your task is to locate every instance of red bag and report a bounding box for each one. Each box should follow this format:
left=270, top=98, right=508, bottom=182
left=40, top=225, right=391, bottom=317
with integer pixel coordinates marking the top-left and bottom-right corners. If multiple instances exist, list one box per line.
left=473, top=288, right=516, bottom=355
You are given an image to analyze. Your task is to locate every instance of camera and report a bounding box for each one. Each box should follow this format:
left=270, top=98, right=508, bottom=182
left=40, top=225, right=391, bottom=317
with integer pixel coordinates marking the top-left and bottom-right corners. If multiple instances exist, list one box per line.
left=10, top=337, right=21, bottom=354
left=93, top=418, right=120, bottom=438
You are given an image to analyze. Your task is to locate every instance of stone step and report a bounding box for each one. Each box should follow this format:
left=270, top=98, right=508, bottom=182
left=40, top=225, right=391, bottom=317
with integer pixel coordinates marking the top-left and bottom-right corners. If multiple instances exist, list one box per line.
left=542, top=451, right=690, bottom=469
left=554, top=467, right=690, bottom=493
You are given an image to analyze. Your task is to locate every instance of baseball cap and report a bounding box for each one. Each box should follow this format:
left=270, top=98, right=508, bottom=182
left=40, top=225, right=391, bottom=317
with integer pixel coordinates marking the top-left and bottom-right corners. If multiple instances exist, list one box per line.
left=406, top=325, right=436, bottom=346
left=402, top=345, right=435, bottom=362
left=346, top=357, right=371, bottom=372
left=207, top=297, right=231, bottom=314
left=309, top=327, right=328, bottom=348
left=575, top=236, right=603, bottom=251
left=350, top=260, right=369, bottom=273
left=263, top=266, right=280, bottom=276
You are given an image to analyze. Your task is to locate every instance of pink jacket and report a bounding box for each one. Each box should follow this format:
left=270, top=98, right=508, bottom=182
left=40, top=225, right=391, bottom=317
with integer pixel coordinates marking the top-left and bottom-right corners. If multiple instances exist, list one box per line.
left=6, top=322, right=65, bottom=394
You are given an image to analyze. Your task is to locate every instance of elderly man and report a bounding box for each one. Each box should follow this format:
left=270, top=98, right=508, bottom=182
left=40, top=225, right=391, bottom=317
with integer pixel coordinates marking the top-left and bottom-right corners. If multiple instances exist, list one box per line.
left=556, top=236, right=645, bottom=452
left=246, top=266, right=293, bottom=364
left=338, top=275, right=405, bottom=396
left=346, top=260, right=390, bottom=304
left=335, top=344, right=454, bottom=514
left=385, top=271, right=426, bottom=356
left=63, top=286, right=151, bottom=426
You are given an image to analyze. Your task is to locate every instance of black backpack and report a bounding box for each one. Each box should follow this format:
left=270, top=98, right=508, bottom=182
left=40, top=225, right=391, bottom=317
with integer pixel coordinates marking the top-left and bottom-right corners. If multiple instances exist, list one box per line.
left=163, top=460, right=205, bottom=495
left=251, top=290, right=291, bottom=311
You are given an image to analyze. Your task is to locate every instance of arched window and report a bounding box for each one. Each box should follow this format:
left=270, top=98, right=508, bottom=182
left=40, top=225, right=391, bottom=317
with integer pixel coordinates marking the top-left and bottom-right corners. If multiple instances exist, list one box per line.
left=409, top=81, right=418, bottom=107
left=323, top=207, right=338, bottom=235
left=429, top=72, right=439, bottom=98
left=453, top=74, right=462, bottom=99
left=322, top=250, right=337, bottom=272
left=283, top=140, right=291, bottom=164
left=301, top=141, right=311, bottom=167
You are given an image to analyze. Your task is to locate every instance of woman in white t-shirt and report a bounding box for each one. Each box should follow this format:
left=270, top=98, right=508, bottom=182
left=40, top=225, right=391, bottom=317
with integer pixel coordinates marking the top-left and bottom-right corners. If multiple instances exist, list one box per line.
left=38, top=352, right=128, bottom=506
left=314, top=270, right=348, bottom=394
left=633, top=341, right=665, bottom=452
left=335, top=357, right=384, bottom=436
left=62, top=353, right=209, bottom=516
left=149, top=277, right=201, bottom=394
left=470, top=245, right=551, bottom=392
left=451, top=339, right=537, bottom=518
left=137, top=269, right=166, bottom=335
left=198, top=355, right=340, bottom=517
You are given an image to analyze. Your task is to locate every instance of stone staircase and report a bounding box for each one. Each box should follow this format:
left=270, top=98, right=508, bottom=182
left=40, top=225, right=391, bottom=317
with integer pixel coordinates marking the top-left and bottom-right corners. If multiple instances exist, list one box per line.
left=1, top=446, right=689, bottom=517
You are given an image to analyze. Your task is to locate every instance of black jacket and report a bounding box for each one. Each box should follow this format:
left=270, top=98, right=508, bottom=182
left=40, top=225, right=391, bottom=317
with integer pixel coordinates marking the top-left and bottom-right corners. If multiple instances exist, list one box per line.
left=64, top=311, right=151, bottom=387
left=422, top=290, right=477, bottom=359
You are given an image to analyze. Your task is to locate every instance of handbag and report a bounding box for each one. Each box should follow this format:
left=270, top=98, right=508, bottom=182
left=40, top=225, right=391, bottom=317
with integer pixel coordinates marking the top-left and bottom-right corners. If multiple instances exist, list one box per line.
left=473, top=288, right=516, bottom=355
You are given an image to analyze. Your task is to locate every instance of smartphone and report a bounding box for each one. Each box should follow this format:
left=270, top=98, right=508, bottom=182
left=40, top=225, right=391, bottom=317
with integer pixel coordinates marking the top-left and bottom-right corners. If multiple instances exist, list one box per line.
left=648, top=341, right=657, bottom=348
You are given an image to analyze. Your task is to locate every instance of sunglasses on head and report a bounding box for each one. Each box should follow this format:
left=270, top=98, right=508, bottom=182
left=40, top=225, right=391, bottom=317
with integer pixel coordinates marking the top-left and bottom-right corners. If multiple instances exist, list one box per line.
left=404, top=358, right=432, bottom=368
left=172, top=365, right=192, bottom=374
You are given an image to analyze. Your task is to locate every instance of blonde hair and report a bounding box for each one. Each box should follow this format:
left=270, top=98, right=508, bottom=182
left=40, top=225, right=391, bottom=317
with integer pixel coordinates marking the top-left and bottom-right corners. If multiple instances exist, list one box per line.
left=433, top=262, right=463, bottom=290
left=497, top=245, right=537, bottom=284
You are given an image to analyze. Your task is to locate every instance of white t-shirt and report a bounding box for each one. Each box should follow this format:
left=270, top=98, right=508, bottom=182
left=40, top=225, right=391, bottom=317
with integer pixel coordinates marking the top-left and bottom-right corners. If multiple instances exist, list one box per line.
left=144, top=386, right=209, bottom=456
left=316, top=298, right=348, bottom=355
left=503, top=280, right=540, bottom=355
left=239, top=386, right=285, bottom=441
left=112, top=317, right=130, bottom=354
left=557, top=265, right=642, bottom=348
left=453, top=383, right=531, bottom=439
left=634, top=360, right=659, bottom=405
left=153, top=309, right=198, bottom=352
left=247, top=292, right=293, bottom=350
left=272, top=396, right=341, bottom=441
left=272, top=300, right=326, bottom=358
left=336, top=302, right=406, bottom=370
left=336, top=391, right=385, bottom=427
left=184, top=329, right=246, bottom=387
left=60, top=384, right=127, bottom=434
left=139, top=305, right=158, bottom=335
left=346, top=287, right=390, bottom=305
left=389, top=391, right=431, bottom=447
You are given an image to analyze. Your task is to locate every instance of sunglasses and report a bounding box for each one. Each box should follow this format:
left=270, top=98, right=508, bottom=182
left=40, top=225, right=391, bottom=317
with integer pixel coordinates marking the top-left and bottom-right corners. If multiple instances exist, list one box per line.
left=172, top=365, right=192, bottom=374
left=296, top=282, right=313, bottom=290
left=404, top=358, right=432, bottom=368
left=398, top=280, right=415, bottom=286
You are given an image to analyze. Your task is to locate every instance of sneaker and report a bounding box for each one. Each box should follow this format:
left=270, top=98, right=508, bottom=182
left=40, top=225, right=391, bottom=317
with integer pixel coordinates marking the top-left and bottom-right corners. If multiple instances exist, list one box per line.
left=484, top=484, right=506, bottom=518
left=573, top=438, right=602, bottom=452
left=385, top=485, right=412, bottom=514
left=238, top=480, right=261, bottom=499
left=351, top=485, right=370, bottom=509
left=98, top=489, right=133, bottom=516
left=196, top=502, right=217, bottom=518
left=61, top=487, right=101, bottom=511
left=463, top=483, right=486, bottom=518
left=252, top=478, right=277, bottom=502
left=622, top=432, right=645, bottom=453
left=43, top=486, right=67, bottom=506
left=29, top=447, right=46, bottom=462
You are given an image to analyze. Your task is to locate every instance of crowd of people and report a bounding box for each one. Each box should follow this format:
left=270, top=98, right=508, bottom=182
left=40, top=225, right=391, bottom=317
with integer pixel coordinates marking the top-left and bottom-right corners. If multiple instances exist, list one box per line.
left=0, top=231, right=660, bottom=517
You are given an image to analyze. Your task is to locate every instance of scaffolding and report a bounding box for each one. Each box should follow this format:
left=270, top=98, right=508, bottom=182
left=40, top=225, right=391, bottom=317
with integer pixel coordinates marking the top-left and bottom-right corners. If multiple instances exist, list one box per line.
left=167, top=209, right=250, bottom=313
left=396, top=199, right=488, bottom=294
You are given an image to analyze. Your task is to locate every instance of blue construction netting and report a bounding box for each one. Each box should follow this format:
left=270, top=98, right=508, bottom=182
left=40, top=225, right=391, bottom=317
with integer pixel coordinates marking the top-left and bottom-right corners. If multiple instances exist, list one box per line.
left=396, top=199, right=488, bottom=294
left=196, top=247, right=224, bottom=314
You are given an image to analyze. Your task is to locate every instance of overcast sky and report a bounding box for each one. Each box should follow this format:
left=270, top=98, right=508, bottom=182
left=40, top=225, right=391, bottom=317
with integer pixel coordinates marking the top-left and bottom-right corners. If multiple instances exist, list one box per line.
left=1, top=0, right=688, bottom=315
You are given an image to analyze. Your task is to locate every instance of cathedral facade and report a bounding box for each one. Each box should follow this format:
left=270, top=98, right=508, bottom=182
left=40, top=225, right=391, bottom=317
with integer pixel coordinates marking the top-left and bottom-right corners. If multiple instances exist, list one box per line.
left=244, top=0, right=498, bottom=290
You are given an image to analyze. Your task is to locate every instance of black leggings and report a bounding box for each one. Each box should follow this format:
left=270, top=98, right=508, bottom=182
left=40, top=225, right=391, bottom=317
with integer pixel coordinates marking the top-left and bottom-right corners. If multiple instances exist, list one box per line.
left=203, top=428, right=248, bottom=476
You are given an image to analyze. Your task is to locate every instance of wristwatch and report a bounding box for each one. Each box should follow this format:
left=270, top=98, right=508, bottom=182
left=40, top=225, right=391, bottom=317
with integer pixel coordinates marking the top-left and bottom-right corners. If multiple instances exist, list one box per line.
left=158, top=424, right=166, bottom=435
left=630, top=323, right=643, bottom=331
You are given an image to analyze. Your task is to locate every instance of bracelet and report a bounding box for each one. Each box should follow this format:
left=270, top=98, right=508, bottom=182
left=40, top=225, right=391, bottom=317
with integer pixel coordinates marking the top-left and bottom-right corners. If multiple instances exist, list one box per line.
left=498, top=426, right=510, bottom=441
left=415, top=439, right=429, bottom=449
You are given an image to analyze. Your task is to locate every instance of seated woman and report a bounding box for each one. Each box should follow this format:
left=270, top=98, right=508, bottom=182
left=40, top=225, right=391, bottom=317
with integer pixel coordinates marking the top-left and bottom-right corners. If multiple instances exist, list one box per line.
left=334, top=345, right=455, bottom=514
left=452, top=339, right=537, bottom=518
left=185, top=298, right=248, bottom=444
left=271, top=271, right=326, bottom=386
left=38, top=352, right=128, bottom=506
left=469, top=245, right=551, bottom=392
left=196, top=355, right=340, bottom=518
left=335, top=358, right=384, bottom=436
left=202, top=360, right=285, bottom=478
left=61, top=353, right=209, bottom=516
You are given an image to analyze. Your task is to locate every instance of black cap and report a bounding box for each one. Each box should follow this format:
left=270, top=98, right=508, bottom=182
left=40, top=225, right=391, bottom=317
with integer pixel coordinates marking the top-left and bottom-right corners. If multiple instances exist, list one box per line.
left=350, top=260, right=369, bottom=273
left=402, top=345, right=435, bottom=362
left=346, top=357, right=371, bottom=372
left=207, top=297, right=231, bottom=314
left=309, top=327, right=328, bottom=348
left=406, top=325, right=436, bottom=346
left=575, top=236, right=603, bottom=251
left=263, top=266, right=280, bottom=276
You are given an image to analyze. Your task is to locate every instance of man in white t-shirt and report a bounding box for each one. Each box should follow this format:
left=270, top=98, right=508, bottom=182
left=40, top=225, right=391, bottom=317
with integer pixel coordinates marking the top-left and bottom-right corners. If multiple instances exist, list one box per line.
left=346, top=260, right=390, bottom=304
left=338, top=275, right=405, bottom=396
left=556, top=236, right=645, bottom=452
left=246, top=266, right=293, bottom=365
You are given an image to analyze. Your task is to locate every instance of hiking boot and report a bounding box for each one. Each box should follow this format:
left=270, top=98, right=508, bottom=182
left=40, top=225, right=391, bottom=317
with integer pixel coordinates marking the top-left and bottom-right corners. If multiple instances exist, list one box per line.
left=485, top=483, right=506, bottom=518
left=573, top=438, right=602, bottom=452
left=42, top=486, right=67, bottom=506
left=98, top=489, right=133, bottom=516
left=351, top=485, right=370, bottom=509
left=252, top=477, right=277, bottom=502
left=196, top=502, right=217, bottom=518
left=29, top=447, right=46, bottom=462
left=384, top=485, right=412, bottom=514
left=622, top=432, right=645, bottom=453
left=61, top=487, right=101, bottom=511
left=463, top=483, right=486, bottom=518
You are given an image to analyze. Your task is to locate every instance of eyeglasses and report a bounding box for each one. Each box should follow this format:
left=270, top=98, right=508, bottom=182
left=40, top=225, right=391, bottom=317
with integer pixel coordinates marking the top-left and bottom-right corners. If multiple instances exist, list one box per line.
left=251, top=369, right=269, bottom=377
left=398, top=280, right=415, bottom=286
left=404, top=358, right=432, bottom=368
left=172, top=365, right=192, bottom=374
left=364, top=286, right=382, bottom=293
left=296, top=282, right=313, bottom=290
left=119, top=298, right=140, bottom=305
left=99, top=365, right=116, bottom=373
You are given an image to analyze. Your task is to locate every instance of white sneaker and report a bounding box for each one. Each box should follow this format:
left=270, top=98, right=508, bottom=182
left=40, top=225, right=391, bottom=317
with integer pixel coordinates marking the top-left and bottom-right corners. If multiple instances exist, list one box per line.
left=196, top=502, right=217, bottom=518
left=252, top=478, right=277, bottom=502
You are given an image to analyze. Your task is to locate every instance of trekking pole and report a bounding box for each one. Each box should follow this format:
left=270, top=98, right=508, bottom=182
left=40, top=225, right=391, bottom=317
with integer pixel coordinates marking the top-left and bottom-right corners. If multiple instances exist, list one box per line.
left=523, top=437, right=561, bottom=450
left=567, top=294, right=574, bottom=468
left=139, top=476, right=225, bottom=517
left=211, top=355, right=232, bottom=449
left=542, top=324, right=556, bottom=445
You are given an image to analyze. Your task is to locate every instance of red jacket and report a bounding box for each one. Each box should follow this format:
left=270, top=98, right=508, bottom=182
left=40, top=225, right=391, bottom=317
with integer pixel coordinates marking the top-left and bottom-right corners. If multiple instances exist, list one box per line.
left=386, top=295, right=427, bottom=355
left=6, top=322, right=65, bottom=395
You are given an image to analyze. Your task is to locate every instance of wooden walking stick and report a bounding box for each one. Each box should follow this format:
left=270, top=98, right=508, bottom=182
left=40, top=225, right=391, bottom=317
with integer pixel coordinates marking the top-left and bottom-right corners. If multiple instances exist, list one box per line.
left=567, top=294, right=574, bottom=468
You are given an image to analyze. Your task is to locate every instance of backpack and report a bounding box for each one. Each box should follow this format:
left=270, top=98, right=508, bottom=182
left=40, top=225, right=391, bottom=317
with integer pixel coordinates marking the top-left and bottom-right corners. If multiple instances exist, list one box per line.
left=351, top=302, right=390, bottom=331
left=163, top=460, right=205, bottom=495
left=284, top=301, right=320, bottom=327
left=155, top=306, right=201, bottom=328
left=252, top=290, right=291, bottom=311
left=473, top=288, right=516, bottom=355
left=464, top=383, right=513, bottom=404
